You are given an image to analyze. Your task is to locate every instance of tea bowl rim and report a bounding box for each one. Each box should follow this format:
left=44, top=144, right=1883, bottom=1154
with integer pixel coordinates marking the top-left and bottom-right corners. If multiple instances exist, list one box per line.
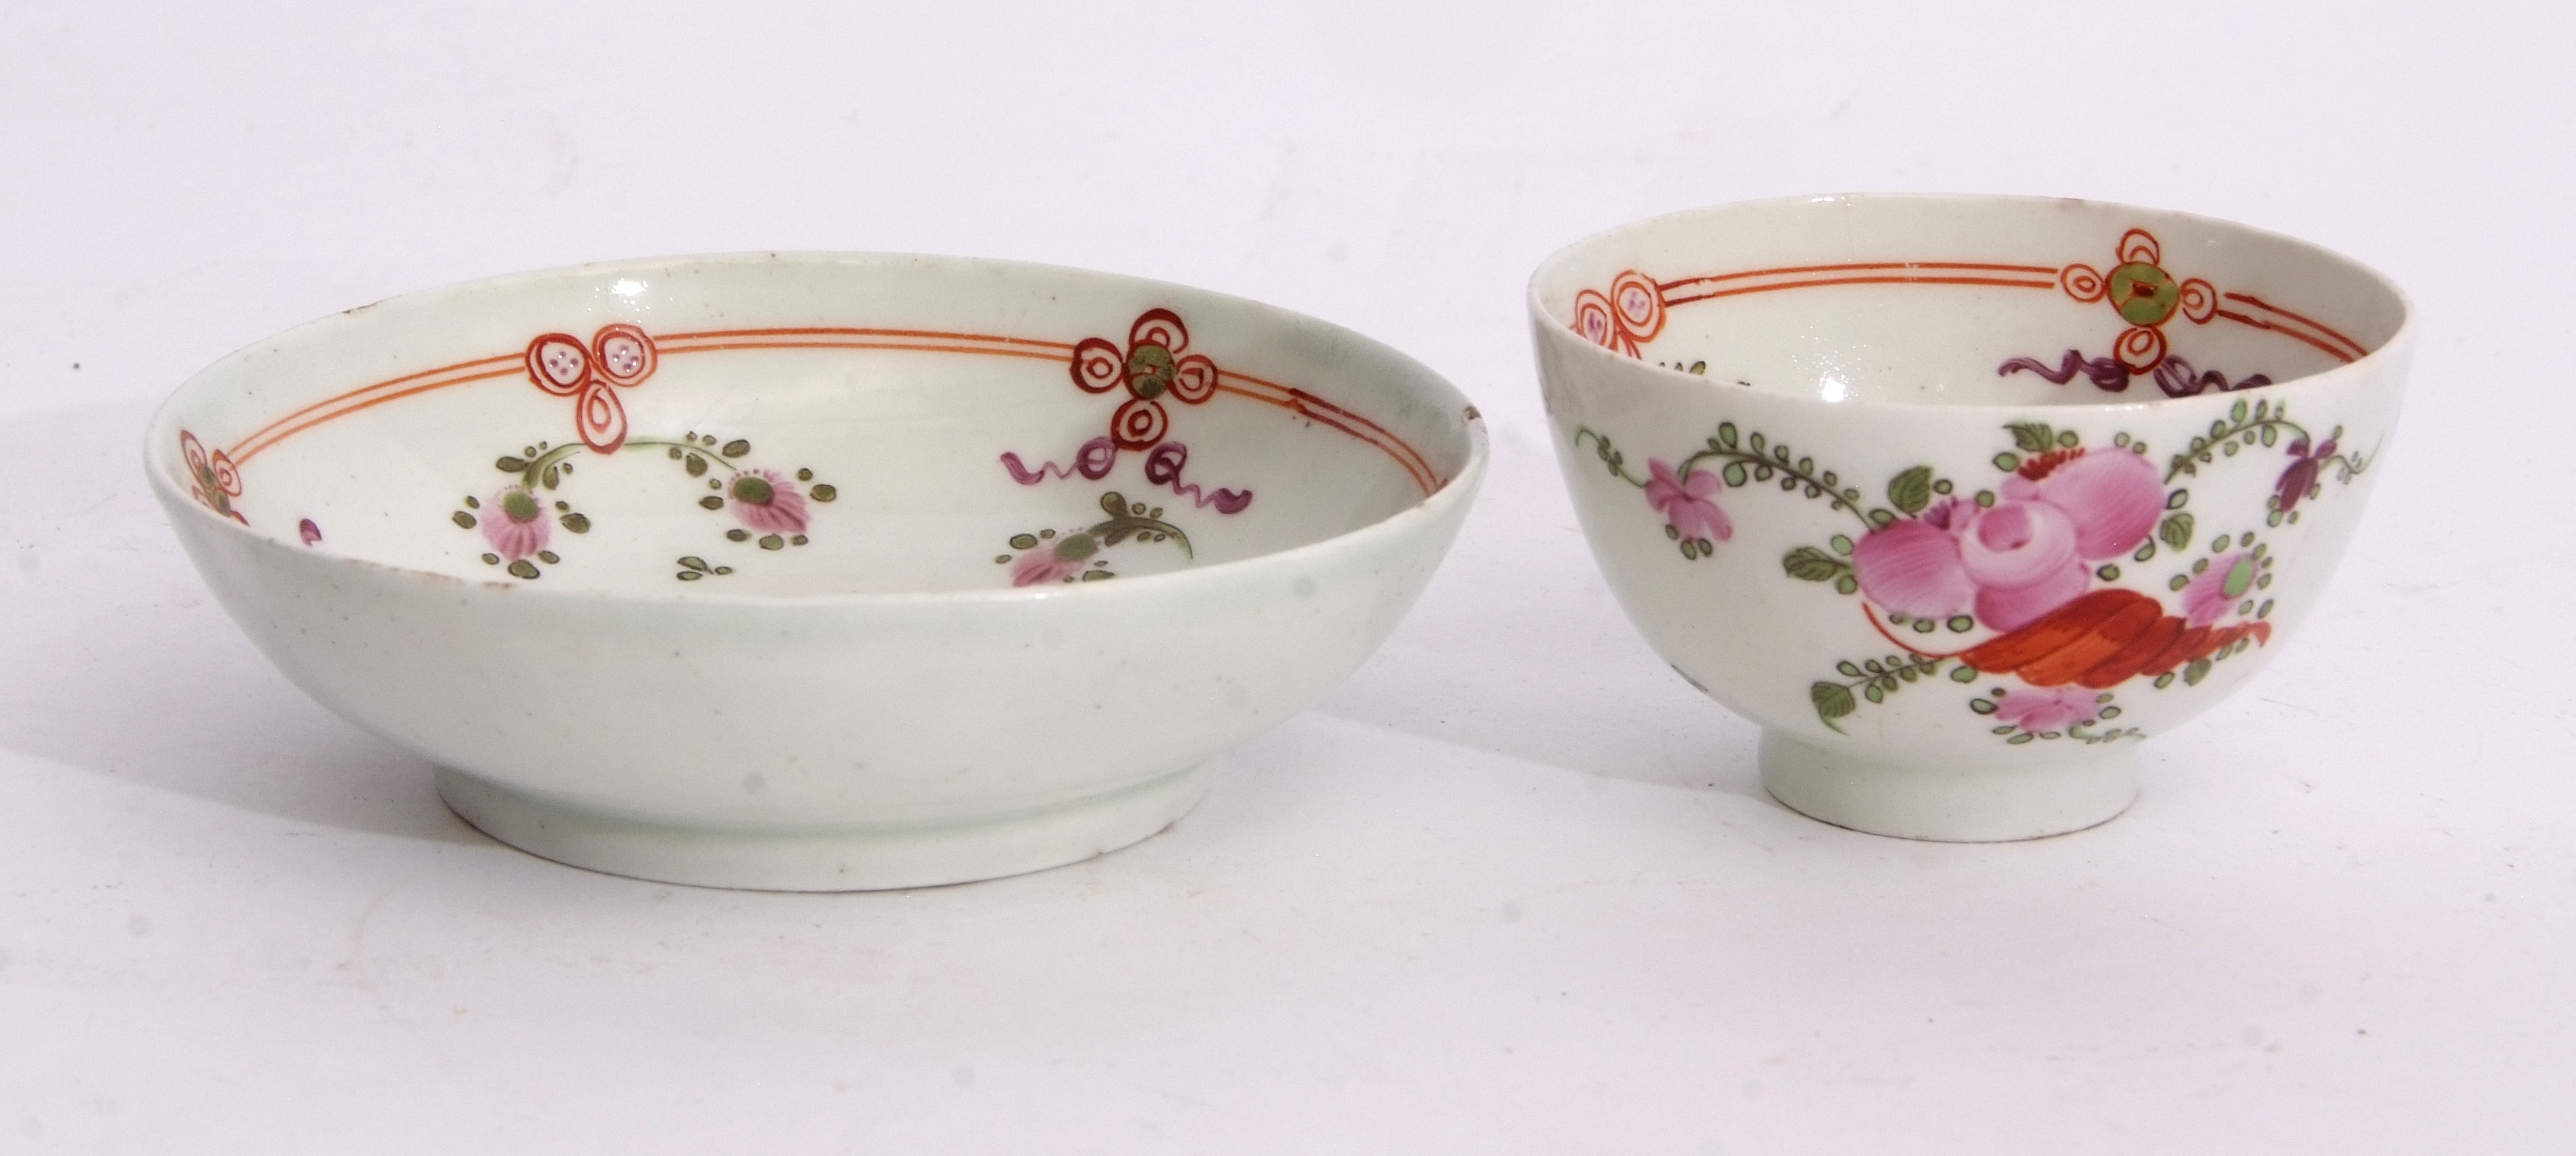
left=1526, top=190, right=2416, bottom=415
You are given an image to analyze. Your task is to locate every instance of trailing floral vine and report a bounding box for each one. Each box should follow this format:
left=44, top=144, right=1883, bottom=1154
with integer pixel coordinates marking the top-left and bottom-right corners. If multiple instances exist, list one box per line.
left=448, top=429, right=838, bottom=581
left=993, top=491, right=1193, bottom=586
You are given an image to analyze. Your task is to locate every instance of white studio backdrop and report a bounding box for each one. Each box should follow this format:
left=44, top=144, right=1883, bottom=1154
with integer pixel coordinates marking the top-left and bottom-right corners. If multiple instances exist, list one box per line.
left=2, top=2, right=2571, bottom=1153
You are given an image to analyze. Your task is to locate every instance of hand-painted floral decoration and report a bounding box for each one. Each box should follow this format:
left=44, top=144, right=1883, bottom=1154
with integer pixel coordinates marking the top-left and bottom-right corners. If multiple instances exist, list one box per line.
left=1571, top=271, right=1665, bottom=358
left=993, top=491, right=1193, bottom=586
left=180, top=431, right=247, bottom=524
left=1573, top=393, right=2371, bottom=745
left=1002, top=308, right=1253, bottom=514
left=525, top=323, right=658, bottom=453
left=449, top=422, right=838, bottom=582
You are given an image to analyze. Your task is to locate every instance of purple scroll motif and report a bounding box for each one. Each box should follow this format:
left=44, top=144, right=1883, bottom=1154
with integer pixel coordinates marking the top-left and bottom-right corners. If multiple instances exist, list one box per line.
left=1001, top=437, right=1252, bottom=514
left=2000, top=350, right=2272, bottom=399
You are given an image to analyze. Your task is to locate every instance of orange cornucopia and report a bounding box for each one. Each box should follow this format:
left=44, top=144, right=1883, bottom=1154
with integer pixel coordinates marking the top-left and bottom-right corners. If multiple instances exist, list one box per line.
left=1958, top=587, right=2272, bottom=690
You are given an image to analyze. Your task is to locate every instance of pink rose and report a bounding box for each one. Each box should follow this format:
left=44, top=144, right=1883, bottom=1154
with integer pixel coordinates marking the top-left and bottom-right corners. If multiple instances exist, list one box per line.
left=1644, top=459, right=1732, bottom=543
left=1852, top=447, right=2163, bottom=632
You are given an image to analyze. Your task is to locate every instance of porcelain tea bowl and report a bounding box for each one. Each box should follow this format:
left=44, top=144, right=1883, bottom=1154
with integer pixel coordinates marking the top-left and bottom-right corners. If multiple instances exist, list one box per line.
left=149, top=253, right=1486, bottom=889
left=1532, top=194, right=2409, bottom=841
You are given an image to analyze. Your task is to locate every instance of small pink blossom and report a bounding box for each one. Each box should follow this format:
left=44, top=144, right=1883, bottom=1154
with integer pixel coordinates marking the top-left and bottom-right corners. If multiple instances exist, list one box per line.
left=1644, top=459, right=1731, bottom=543
left=727, top=469, right=809, bottom=536
left=2182, top=551, right=2260, bottom=627
left=1011, top=530, right=1099, bottom=587
left=481, top=487, right=550, bottom=560
left=1852, top=447, right=2163, bottom=632
left=1992, top=686, right=2099, bottom=734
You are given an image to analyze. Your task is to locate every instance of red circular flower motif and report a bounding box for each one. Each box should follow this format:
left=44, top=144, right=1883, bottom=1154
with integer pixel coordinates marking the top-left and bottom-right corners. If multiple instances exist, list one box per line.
left=1569, top=270, right=1665, bottom=357
left=2056, top=229, right=2218, bottom=374
left=525, top=324, right=657, bottom=452
left=179, top=430, right=247, bottom=524
left=1065, top=309, right=1218, bottom=456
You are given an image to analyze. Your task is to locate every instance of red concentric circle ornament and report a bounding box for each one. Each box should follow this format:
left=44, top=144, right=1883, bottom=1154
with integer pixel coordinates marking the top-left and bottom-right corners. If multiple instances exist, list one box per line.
left=524, top=325, right=658, bottom=452
left=1062, top=308, right=1221, bottom=458
left=2055, top=228, right=2222, bottom=375
left=179, top=430, right=247, bottom=524
left=1569, top=270, right=1667, bottom=357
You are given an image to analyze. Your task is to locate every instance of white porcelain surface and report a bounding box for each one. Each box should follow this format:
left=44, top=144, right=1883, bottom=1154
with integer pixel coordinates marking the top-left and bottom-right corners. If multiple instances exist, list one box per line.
left=1533, top=195, right=2411, bottom=840
left=148, top=253, right=1485, bottom=888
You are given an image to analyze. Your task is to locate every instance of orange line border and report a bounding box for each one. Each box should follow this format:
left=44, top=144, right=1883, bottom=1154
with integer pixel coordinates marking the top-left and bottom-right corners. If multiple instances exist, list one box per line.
left=1664, top=274, right=2059, bottom=305
left=217, top=327, right=1441, bottom=495
left=2218, top=292, right=2367, bottom=362
left=1640, top=260, right=2371, bottom=367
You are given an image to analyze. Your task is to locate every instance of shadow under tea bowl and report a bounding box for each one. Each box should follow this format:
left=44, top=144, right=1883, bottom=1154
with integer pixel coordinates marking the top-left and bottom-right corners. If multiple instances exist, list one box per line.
left=1530, top=194, right=2409, bottom=841
left=150, top=252, right=1486, bottom=889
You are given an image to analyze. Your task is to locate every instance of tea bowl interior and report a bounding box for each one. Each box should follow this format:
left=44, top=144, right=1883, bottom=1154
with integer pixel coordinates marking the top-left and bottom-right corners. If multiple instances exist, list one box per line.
left=150, top=252, right=1485, bottom=889
left=1532, top=194, right=2409, bottom=841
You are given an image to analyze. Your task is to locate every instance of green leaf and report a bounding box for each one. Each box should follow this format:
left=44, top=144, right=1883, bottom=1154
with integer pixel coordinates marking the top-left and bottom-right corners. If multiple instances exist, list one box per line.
left=2007, top=422, right=2056, bottom=453
left=1950, top=664, right=1978, bottom=683
left=1716, top=422, right=1738, bottom=449
left=722, top=439, right=751, bottom=458
left=685, top=454, right=709, bottom=477
left=1722, top=462, right=1749, bottom=487
left=1887, top=466, right=1934, bottom=515
left=1829, top=534, right=1854, bottom=555
left=541, top=464, right=560, bottom=489
left=1833, top=576, right=1857, bottom=595
left=1748, top=432, right=1766, bottom=453
left=1837, top=661, right=1863, bottom=678
left=2184, top=657, right=2213, bottom=686
left=2230, top=399, right=2249, bottom=423
left=1810, top=681, right=1856, bottom=730
left=2261, top=424, right=2279, bottom=447
left=2159, top=512, right=2195, bottom=552
left=1969, top=696, right=1998, bottom=714
left=1862, top=683, right=1885, bottom=704
left=2166, top=488, right=2189, bottom=510
left=1782, top=546, right=1848, bottom=582
left=494, top=456, right=529, bottom=472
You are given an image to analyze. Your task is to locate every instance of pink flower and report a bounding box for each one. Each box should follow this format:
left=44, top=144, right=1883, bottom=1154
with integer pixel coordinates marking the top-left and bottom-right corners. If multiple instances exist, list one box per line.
left=1992, top=685, right=2099, bottom=733
left=2182, top=551, right=2260, bottom=627
left=481, top=487, right=550, bottom=560
left=1644, top=459, right=1732, bottom=543
left=727, top=469, right=809, bottom=535
left=1852, top=447, right=2162, bottom=632
left=1010, top=530, right=1099, bottom=587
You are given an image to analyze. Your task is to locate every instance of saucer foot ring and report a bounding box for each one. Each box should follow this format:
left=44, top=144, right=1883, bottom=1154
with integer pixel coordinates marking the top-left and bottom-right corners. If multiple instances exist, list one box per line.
left=1758, top=732, right=2137, bottom=842
left=435, top=762, right=1213, bottom=891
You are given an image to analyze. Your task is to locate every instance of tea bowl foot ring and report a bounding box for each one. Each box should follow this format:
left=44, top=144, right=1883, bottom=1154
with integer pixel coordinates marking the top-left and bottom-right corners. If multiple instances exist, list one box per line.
left=435, top=761, right=1214, bottom=891
left=1757, top=732, right=2137, bottom=843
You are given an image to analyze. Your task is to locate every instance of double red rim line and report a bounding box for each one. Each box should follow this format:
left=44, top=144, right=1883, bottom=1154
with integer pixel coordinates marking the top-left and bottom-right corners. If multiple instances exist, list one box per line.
left=2214, top=292, right=2367, bottom=364
left=219, top=327, right=1441, bottom=494
left=1660, top=262, right=2060, bottom=306
left=1214, top=370, right=1439, bottom=496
